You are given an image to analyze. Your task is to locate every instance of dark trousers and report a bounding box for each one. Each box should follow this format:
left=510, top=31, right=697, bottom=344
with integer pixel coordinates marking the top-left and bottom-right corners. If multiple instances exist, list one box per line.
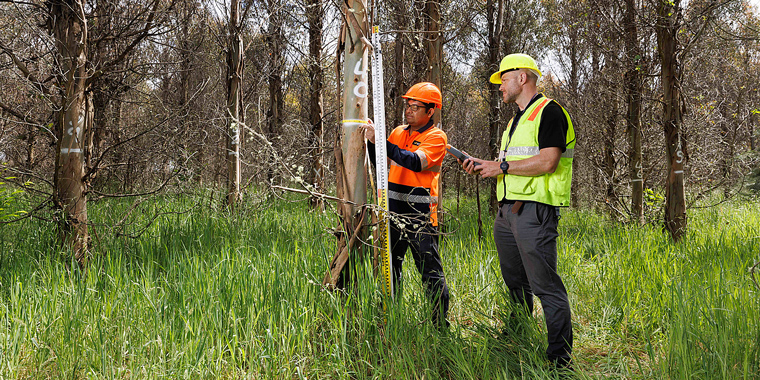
left=390, top=220, right=450, bottom=326
left=494, top=201, right=573, bottom=363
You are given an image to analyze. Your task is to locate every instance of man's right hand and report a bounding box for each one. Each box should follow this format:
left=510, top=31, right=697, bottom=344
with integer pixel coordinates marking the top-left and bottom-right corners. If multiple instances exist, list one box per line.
left=363, top=119, right=376, bottom=144
left=463, top=157, right=501, bottom=178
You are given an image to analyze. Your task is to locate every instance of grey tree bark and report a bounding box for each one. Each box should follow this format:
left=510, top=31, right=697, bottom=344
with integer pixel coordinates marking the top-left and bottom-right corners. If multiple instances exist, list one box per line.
left=486, top=0, right=504, bottom=213
left=323, top=0, right=369, bottom=288
left=624, top=0, right=644, bottom=224
left=307, top=0, right=325, bottom=210
left=226, top=0, right=243, bottom=208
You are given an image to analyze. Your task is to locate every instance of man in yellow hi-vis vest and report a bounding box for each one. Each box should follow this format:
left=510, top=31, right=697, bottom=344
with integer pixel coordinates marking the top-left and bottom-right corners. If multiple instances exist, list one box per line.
left=462, top=54, right=575, bottom=369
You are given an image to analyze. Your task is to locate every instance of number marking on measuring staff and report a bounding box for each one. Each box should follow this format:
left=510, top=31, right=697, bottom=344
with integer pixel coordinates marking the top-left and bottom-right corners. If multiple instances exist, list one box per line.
left=371, top=25, right=393, bottom=300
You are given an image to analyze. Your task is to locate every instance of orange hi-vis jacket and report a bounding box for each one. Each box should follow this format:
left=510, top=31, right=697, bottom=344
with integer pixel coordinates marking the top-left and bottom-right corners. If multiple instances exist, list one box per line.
left=387, top=123, right=447, bottom=226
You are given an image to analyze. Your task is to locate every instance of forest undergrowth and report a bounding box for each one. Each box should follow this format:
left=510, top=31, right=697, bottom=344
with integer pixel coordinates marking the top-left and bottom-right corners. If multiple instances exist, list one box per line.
left=0, top=191, right=758, bottom=379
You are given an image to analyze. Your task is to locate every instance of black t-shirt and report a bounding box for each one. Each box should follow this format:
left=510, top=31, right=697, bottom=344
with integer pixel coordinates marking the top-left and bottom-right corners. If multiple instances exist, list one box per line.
left=507, top=94, right=569, bottom=152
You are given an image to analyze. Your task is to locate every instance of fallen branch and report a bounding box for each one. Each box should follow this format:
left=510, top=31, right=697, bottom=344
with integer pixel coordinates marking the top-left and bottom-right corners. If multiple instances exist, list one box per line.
left=271, top=185, right=356, bottom=206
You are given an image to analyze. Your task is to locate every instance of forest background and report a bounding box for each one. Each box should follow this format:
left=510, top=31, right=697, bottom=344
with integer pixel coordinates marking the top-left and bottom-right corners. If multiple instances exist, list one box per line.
left=0, top=0, right=759, bottom=243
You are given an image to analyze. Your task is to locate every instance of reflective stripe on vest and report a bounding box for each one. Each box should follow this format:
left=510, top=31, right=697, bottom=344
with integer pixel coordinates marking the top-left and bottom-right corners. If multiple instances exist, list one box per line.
left=505, top=146, right=575, bottom=158
left=388, top=190, right=438, bottom=204
left=416, top=150, right=429, bottom=170
left=497, top=97, right=575, bottom=207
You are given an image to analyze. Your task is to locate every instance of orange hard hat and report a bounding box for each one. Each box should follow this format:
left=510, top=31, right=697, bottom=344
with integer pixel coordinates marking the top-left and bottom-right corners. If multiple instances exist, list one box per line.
left=402, top=82, right=442, bottom=109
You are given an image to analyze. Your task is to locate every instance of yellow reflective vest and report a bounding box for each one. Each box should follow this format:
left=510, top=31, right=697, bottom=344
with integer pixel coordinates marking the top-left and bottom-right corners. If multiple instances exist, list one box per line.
left=496, top=97, right=575, bottom=207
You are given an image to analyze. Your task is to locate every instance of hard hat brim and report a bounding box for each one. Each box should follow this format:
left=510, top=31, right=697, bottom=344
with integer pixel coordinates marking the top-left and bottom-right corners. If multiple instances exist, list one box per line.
left=489, top=71, right=503, bottom=84
left=489, top=68, right=543, bottom=84
left=402, top=95, right=443, bottom=109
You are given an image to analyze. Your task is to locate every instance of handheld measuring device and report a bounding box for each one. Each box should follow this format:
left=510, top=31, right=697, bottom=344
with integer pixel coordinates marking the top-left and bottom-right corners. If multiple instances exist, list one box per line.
left=446, top=144, right=480, bottom=166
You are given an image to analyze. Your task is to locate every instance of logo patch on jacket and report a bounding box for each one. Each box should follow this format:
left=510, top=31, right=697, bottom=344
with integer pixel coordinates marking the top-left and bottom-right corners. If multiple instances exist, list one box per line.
left=412, top=140, right=422, bottom=146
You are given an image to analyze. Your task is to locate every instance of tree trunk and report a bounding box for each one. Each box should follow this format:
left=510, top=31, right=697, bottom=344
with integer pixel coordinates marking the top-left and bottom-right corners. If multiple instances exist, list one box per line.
left=425, top=0, right=442, bottom=125
left=265, top=0, right=284, bottom=184
left=486, top=0, right=503, bottom=213
left=565, top=2, right=581, bottom=208
left=624, top=0, right=643, bottom=224
left=751, top=112, right=757, bottom=151
left=178, top=4, right=202, bottom=186
left=656, top=0, right=687, bottom=241
left=392, top=28, right=404, bottom=129
left=25, top=128, right=36, bottom=171
left=424, top=0, right=443, bottom=224
left=49, top=0, right=90, bottom=264
left=323, top=0, right=369, bottom=289
left=412, top=0, right=427, bottom=82
left=717, top=93, right=733, bottom=196
left=307, top=0, right=325, bottom=210
left=226, top=0, right=243, bottom=208
left=603, top=99, right=616, bottom=213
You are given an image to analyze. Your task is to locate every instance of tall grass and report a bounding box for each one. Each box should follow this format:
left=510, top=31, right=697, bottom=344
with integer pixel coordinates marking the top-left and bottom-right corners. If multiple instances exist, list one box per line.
left=0, top=193, right=758, bottom=379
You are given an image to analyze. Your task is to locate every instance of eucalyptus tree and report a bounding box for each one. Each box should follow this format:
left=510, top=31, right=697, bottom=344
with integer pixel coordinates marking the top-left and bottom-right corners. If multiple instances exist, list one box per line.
left=224, top=0, right=253, bottom=208
left=424, top=0, right=443, bottom=127
left=484, top=0, right=504, bottom=211
left=264, top=0, right=286, bottom=185
left=52, top=0, right=172, bottom=263
left=623, top=0, right=645, bottom=224
left=323, top=0, right=370, bottom=288
left=306, top=0, right=326, bottom=210
left=652, top=0, right=728, bottom=241
left=0, top=0, right=185, bottom=264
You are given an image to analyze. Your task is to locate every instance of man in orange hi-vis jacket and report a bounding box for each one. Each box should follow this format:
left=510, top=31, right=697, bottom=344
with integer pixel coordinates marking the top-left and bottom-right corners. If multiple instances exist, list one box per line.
left=364, top=82, right=450, bottom=329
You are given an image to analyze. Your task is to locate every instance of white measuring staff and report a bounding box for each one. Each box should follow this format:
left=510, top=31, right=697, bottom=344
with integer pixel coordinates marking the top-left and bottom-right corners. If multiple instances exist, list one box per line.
left=371, top=24, right=393, bottom=300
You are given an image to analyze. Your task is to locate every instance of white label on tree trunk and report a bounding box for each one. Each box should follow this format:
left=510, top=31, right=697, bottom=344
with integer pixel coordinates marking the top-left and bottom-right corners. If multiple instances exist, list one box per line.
left=353, top=59, right=368, bottom=98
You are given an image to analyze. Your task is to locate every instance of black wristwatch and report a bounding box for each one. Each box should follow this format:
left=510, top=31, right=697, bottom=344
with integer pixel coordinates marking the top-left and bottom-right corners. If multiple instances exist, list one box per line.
left=500, top=161, right=510, bottom=174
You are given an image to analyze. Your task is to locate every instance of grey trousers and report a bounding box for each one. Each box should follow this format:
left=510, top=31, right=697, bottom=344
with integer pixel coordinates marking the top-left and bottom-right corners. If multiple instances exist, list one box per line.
left=494, top=201, right=573, bottom=363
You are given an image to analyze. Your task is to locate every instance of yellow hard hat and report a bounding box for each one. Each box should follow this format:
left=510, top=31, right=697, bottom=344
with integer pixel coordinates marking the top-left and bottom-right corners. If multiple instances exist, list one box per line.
left=489, top=54, right=542, bottom=84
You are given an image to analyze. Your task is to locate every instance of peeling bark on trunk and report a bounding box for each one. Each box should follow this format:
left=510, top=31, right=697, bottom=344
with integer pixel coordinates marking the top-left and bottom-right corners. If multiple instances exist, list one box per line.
left=323, top=0, right=369, bottom=289
left=49, top=0, right=90, bottom=264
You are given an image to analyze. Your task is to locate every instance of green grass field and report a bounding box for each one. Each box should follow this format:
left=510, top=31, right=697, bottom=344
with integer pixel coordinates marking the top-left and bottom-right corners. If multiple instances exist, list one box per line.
left=0, top=192, right=758, bottom=379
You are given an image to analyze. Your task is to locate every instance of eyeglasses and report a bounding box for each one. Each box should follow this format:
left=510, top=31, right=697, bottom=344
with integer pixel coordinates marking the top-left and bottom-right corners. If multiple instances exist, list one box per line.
left=404, top=103, right=426, bottom=112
